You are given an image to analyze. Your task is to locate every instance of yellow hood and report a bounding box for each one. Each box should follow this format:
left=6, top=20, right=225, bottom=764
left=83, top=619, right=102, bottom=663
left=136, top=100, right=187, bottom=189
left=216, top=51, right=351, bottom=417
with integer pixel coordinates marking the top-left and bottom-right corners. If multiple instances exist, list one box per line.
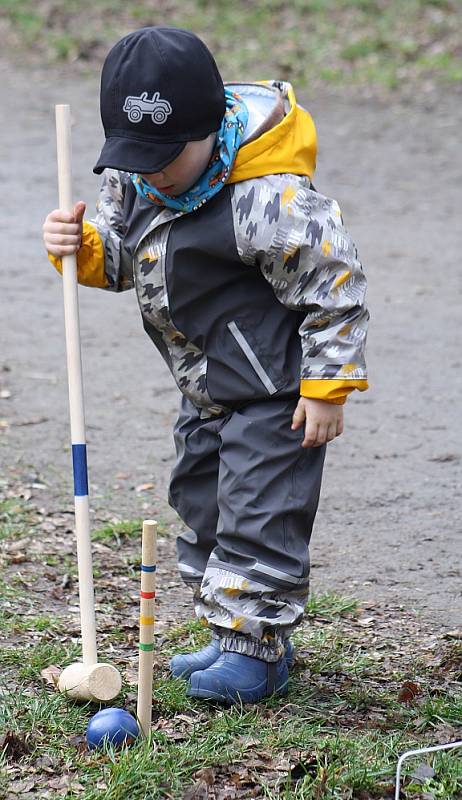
left=229, top=82, right=317, bottom=184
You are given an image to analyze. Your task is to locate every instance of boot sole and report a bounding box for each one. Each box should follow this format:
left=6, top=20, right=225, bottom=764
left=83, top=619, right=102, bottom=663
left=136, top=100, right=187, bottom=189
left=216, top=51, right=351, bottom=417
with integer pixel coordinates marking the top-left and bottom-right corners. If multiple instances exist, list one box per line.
left=187, top=679, right=289, bottom=704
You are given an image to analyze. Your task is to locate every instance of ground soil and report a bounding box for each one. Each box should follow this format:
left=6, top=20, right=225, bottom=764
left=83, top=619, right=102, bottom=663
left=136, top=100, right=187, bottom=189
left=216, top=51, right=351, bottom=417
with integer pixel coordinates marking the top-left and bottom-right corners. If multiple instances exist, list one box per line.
left=1, top=57, right=461, bottom=631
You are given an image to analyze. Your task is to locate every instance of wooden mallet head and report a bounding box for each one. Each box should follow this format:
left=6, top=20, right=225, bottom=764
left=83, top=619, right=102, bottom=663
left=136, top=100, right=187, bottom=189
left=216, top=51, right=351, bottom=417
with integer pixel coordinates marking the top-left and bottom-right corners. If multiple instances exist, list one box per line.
left=58, top=661, right=122, bottom=703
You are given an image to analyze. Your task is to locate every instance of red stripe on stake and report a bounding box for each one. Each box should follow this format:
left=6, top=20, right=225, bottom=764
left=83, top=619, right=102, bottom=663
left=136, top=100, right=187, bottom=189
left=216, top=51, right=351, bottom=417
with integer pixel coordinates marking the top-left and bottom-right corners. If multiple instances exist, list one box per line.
left=140, top=591, right=156, bottom=599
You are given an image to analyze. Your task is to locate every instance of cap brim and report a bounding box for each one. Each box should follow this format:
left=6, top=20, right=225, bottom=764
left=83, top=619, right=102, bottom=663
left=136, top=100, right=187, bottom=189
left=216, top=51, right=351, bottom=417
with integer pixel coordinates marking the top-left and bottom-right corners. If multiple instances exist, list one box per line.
left=93, top=136, right=186, bottom=175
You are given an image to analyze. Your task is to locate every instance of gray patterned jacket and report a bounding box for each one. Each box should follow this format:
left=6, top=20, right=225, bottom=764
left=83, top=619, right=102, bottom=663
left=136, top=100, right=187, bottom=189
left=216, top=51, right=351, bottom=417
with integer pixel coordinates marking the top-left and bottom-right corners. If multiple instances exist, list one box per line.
left=86, top=82, right=368, bottom=416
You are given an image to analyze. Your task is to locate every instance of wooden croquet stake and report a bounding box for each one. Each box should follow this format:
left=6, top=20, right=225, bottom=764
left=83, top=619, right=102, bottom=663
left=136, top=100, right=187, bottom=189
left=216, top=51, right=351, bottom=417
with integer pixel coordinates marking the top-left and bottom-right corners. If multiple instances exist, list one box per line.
left=137, top=520, right=157, bottom=737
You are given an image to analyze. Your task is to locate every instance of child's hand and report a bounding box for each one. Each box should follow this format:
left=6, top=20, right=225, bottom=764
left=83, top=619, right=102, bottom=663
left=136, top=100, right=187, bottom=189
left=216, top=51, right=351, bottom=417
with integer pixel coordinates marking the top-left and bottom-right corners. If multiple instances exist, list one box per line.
left=43, top=201, right=86, bottom=257
left=291, top=397, right=344, bottom=448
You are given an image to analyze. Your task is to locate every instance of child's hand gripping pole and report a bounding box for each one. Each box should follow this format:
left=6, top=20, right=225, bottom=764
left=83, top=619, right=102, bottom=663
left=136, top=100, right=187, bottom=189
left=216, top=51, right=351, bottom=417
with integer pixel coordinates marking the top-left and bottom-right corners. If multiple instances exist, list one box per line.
left=54, top=105, right=121, bottom=703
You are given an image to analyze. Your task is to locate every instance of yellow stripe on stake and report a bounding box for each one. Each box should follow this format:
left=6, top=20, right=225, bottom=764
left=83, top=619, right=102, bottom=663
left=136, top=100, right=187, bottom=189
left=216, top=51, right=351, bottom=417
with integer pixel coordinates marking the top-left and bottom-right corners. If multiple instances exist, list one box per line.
left=140, top=616, right=155, bottom=626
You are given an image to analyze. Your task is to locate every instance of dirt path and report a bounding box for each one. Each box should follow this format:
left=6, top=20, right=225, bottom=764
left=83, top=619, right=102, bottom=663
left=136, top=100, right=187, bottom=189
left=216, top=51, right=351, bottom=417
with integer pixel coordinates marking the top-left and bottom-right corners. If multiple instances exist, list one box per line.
left=1, top=58, right=461, bottom=628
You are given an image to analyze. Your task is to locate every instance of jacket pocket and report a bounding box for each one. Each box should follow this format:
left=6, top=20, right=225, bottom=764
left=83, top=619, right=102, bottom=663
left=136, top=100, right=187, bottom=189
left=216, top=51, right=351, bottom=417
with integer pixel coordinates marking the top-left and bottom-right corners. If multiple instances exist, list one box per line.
left=227, top=320, right=279, bottom=395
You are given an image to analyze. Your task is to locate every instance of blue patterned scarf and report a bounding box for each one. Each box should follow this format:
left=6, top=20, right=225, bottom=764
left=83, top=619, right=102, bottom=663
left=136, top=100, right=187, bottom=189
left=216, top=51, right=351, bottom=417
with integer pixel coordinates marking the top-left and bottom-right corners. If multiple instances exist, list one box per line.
left=131, top=88, right=248, bottom=214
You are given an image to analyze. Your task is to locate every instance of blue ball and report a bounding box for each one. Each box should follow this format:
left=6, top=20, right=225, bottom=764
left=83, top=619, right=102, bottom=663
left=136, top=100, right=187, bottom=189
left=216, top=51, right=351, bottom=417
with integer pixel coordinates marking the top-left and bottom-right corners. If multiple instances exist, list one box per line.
left=86, top=707, right=140, bottom=750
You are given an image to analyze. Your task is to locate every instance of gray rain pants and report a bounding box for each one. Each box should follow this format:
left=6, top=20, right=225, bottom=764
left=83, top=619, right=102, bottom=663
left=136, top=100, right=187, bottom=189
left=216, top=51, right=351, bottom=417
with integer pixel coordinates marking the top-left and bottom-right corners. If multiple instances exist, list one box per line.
left=168, top=396, right=326, bottom=661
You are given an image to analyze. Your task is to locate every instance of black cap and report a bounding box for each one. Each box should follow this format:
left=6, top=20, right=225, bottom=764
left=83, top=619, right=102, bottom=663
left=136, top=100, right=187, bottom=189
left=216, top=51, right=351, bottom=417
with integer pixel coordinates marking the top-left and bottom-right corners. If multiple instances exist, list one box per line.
left=93, top=27, right=225, bottom=175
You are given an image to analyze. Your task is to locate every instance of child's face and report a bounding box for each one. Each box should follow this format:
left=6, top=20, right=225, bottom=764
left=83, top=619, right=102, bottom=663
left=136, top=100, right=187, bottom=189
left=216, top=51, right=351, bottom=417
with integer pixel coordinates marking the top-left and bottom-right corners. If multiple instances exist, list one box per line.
left=140, top=134, right=216, bottom=196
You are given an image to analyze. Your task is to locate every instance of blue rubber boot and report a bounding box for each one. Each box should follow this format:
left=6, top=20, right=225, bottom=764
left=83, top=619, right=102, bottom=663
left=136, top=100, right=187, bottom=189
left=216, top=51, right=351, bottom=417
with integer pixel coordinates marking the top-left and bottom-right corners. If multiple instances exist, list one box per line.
left=187, top=652, right=289, bottom=704
left=285, top=640, right=295, bottom=669
left=170, top=638, right=221, bottom=679
left=170, top=639, right=295, bottom=679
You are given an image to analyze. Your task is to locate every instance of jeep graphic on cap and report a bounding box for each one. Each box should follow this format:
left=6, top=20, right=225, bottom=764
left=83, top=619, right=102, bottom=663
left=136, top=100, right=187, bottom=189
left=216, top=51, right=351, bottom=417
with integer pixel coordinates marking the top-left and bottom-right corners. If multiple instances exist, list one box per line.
left=123, top=91, right=173, bottom=125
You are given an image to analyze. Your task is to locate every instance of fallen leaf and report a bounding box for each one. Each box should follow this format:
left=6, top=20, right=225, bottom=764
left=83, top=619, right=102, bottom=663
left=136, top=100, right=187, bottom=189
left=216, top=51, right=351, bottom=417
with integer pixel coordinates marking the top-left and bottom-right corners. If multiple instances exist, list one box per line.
left=443, top=630, right=462, bottom=640
left=67, top=733, right=88, bottom=753
left=429, top=453, right=459, bottom=462
left=215, top=787, right=238, bottom=800
left=48, top=774, right=76, bottom=790
left=193, top=768, right=215, bottom=786
left=0, top=731, right=30, bottom=761
left=357, top=616, right=375, bottom=627
left=6, top=777, right=37, bottom=793
left=167, top=729, right=190, bottom=741
left=35, top=755, right=60, bottom=773
left=398, top=680, right=421, bottom=703
left=135, top=482, right=156, bottom=493
left=40, top=665, right=62, bottom=687
left=9, top=552, right=28, bottom=564
left=124, top=667, right=139, bottom=685
left=6, top=540, right=26, bottom=553
left=182, top=781, right=210, bottom=800
left=69, top=781, right=86, bottom=793
left=411, top=762, right=435, bottom=782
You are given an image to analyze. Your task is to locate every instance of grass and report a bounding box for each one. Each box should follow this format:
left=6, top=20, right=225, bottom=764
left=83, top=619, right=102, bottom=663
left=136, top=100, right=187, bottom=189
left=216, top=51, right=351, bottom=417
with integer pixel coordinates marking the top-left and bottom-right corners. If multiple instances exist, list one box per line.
left=2, top=598, right=462, bottom=798
left=1, top=0, right=462, bottom=91
left=0, top=497, right=35, bottom=540
left=1, top=609, right=63, bottom=634
left=161, top=618, right=212, bottom=656
left=92, top=518, right=169, bottom=546
left=1, top=666, right=461, bottom=798
left=1, top=493, right=462, bottom=798
left=304, top=593, right=359, bottom=619
left=91, top=518, right=146, bottom=544
left=0, top=640, right=82, bottom=680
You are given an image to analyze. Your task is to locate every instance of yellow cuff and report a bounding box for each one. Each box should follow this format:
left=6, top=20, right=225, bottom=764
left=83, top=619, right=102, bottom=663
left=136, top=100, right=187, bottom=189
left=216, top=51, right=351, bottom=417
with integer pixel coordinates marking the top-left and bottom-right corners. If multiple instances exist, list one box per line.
left=300, top=379, right=369, bottom=405
left=47, top=222, right=108, bottom=288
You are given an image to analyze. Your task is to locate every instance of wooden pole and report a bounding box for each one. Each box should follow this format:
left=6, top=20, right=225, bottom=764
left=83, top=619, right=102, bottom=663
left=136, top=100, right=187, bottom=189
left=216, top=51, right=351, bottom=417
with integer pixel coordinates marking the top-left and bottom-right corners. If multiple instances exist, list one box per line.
left=55, top=104, right=97, bottom=667
left=137, top=520, right=157, bottom=737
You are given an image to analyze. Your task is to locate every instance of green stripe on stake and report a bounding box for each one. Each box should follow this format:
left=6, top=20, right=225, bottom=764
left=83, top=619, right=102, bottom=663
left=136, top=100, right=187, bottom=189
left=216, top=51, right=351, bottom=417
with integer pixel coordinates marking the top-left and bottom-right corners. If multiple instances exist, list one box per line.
left=139, top=642, right=154, bottom=652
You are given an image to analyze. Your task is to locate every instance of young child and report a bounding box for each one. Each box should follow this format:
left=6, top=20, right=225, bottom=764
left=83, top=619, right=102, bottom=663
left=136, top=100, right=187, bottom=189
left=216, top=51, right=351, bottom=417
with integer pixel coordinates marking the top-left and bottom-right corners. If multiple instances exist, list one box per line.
left=43, top=26, right=369, bottom=704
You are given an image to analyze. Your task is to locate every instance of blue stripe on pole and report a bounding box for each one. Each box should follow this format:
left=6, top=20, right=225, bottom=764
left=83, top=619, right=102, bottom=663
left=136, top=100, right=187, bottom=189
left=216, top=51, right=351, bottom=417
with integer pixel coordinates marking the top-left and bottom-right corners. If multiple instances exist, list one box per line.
left=141, top=564, right=157, bottom=572
left=72, top=444, right=88, bottom=497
